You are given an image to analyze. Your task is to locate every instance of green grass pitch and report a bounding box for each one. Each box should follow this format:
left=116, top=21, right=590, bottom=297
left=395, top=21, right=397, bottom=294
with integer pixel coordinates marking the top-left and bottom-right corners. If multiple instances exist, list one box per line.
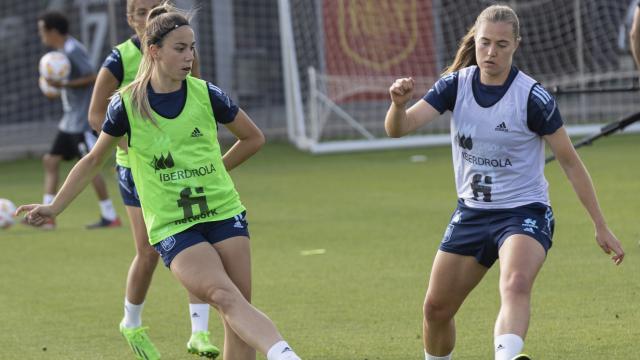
left=0, top=134, right=638, bottom=359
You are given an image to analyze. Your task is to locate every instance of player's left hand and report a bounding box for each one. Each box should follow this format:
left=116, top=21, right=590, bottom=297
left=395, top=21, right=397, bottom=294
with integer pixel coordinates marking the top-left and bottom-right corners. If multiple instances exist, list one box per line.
left=595, top=226, right=624, bottom=265
left=14, top=204, right=55, bottom=227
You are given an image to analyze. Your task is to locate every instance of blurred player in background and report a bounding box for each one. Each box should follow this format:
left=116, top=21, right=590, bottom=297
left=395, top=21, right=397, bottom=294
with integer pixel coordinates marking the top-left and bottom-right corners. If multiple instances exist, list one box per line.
left=35, top=10, right=120, bottom=230
left=87, top=1, right=215, bottom=359
left=630, top=1, right=640, bottom=72
left=630, top=1, right=640, bottom=248
left=385, top=4, right=625, bottom=360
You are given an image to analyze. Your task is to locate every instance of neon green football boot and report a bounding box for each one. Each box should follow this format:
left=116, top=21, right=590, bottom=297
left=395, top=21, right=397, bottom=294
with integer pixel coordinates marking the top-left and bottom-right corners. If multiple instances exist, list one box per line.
left=187, top=331, right=220, bottom=359
left=119, top=321, right=161, bottom=360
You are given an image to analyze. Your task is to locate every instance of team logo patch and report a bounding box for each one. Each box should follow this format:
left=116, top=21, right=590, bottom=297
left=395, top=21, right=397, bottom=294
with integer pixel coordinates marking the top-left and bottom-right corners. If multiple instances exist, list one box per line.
left=160, top=236, right=176, bottom=252
left=151, top=152, right=175, bottom=171
left=522, top=218, right=538, bottom=234
left=455, top=133, right=473, bottom=150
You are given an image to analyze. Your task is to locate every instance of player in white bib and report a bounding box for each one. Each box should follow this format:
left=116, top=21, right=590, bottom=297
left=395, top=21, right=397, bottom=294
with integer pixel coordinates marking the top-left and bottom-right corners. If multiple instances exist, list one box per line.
left=384, top=5, right=624, bottom=360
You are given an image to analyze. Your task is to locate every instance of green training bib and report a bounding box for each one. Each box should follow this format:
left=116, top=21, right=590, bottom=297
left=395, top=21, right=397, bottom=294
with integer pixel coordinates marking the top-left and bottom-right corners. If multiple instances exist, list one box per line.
left=122, top=76, right=245, bottom=244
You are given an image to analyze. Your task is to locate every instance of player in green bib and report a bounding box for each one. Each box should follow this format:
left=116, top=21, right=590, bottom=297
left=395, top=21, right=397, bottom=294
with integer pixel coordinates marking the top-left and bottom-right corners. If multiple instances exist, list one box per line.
left=19, top=5, right=302, bottom=360
left=87, top=1, right=215, bottom=359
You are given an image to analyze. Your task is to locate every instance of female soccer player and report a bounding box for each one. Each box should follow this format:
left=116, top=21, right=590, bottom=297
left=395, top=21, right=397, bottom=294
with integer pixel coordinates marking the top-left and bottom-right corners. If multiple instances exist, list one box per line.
left=87, top=1, right=214, bottom=358
left=19, top=5, right=301, bottom=360
left=384, top=5, right=624, bottom=360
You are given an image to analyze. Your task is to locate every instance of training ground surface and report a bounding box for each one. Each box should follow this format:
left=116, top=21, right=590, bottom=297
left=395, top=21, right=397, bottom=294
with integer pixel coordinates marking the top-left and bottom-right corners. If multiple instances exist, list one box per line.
left=0, top=134, right=638, bottom=359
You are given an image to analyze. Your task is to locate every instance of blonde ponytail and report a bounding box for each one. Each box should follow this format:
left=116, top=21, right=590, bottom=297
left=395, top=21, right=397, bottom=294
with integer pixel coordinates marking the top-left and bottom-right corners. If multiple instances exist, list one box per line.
left=120, top=51, right=156, bottom=124
left=119, top=1, right=193, bottom=125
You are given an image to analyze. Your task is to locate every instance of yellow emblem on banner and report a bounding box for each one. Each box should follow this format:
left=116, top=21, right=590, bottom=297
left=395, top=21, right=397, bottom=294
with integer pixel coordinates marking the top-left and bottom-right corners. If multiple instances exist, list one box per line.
left=338, top=0, right=419, bottom=71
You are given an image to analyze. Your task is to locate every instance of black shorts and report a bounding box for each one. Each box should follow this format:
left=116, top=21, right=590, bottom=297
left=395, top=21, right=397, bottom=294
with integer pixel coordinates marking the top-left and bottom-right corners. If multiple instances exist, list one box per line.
left=439, top=199, right=555, bottom=268
left=49, top=130, right=97, bottom=160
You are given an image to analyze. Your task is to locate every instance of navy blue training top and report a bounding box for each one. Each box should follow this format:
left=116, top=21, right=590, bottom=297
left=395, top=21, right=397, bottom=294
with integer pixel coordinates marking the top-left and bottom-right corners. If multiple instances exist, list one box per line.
left=423, top=66, right=563, bottom=136
left=102, top=80, right=239, bottom=138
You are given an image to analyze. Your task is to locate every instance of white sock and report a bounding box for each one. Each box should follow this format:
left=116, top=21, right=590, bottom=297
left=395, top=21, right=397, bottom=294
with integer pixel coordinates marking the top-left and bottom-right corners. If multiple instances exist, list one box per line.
left=189, top=303, right=209, bottom=333
left=43, top=194, right=55, bottom=205
left=494, top=334, right=523, bottom=360
left=99, top=199, right=117, bottom=221
left=266, top=340, right=300, bottom=360
left=425, top=349, right=452, bottom=360
left=123, top=298, right=144, bottom=328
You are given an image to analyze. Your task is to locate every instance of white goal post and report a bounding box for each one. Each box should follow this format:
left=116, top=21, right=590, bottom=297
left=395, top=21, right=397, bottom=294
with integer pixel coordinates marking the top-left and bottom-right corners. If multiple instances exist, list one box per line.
left=279, top=0, right=640, bottom=154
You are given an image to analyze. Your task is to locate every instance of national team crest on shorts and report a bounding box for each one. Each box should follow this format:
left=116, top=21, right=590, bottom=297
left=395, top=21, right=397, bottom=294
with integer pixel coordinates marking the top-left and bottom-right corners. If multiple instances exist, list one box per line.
left=160, top=235, right=177, bottom=252
left=443, top=210, right=463, bottom=244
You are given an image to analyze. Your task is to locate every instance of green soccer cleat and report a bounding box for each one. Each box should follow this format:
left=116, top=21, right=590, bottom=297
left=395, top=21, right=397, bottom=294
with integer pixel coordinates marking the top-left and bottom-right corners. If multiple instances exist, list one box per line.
left=511, top=354, right=532, bottom=360
left=187, top=331, right=220, bottom=359
left=119, top=321, right=161, bottom=360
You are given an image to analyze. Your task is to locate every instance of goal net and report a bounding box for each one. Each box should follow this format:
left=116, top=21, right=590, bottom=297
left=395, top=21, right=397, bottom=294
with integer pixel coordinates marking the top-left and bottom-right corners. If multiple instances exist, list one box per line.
left=279, top=0, right=640, bottom=153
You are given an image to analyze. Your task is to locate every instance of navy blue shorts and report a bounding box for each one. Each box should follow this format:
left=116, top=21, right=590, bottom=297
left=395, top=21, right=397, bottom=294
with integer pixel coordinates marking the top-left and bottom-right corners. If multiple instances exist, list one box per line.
left=116, top=165, right=141, bottom=207
left=439, top=200, right=555, bottom=268
left=153, top=211, right=249, bottom=267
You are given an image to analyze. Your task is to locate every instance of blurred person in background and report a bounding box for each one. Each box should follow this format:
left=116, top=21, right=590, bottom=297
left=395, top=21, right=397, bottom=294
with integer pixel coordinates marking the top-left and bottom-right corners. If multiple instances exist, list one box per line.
left=630, top=0, right=640, bottom=248
left=629, top=0, right=640, bottom=73
left=34, top=10, right=120, bottom=230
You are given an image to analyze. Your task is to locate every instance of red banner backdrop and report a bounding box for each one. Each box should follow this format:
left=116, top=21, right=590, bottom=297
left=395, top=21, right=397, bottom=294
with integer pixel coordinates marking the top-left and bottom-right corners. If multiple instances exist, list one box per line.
left=322, top=0, right=437, bottom=87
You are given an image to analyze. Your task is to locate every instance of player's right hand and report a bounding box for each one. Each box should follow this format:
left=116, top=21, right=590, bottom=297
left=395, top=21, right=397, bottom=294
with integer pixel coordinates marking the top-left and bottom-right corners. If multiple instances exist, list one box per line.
left=389, top=77, right=415, bottom=107
left=15, top=204, right=55, bottom=226
left=595, top=226, right=625, bottom=265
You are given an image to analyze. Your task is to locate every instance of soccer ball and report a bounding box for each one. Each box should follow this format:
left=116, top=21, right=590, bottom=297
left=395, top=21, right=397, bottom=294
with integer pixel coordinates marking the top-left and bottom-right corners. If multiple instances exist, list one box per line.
left=39, top=51, right=70, bottom=81
left=0, top=198, right=17, bottom=229
left=39, top=76, right=61, bottom=97
left=38, top=51, right=70, bottom=97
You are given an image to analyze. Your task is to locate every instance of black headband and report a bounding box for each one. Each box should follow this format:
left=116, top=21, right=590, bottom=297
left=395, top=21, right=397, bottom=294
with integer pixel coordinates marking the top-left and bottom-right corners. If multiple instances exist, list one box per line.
left=153, top=20, right=189, bottom=44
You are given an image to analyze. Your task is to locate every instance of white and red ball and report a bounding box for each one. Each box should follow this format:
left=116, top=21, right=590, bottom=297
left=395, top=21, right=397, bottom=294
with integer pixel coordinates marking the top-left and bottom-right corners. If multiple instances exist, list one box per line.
left=39, top=76, right=61, bottom=97
left=38, top=51, right=70, bottom=97
left=0, top=198, right=17, bottom=229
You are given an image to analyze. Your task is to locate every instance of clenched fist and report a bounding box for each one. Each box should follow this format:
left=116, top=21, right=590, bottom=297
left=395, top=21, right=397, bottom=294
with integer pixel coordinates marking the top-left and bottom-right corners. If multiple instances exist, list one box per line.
left=389, top=77, right=415, bottom=107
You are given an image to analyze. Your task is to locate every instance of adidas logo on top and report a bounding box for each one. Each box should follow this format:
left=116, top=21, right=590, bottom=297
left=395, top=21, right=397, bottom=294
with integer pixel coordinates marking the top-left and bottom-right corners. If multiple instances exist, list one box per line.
left=494, top=122, right=508, bottom=132
left=191, top=127, right=203, bottom=137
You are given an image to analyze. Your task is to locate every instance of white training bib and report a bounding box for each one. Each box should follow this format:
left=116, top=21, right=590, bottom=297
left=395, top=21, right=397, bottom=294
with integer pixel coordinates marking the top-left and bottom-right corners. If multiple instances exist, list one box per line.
left=450, top=66, right=549, bottom=209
